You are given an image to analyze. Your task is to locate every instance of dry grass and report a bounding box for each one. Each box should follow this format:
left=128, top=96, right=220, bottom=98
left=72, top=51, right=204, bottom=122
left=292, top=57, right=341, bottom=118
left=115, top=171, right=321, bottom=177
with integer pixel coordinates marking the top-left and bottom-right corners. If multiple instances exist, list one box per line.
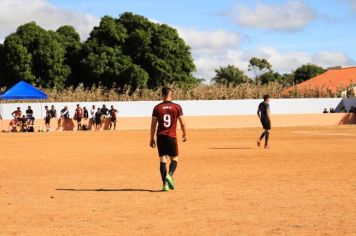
left=1, top=83, right=343, bottom=103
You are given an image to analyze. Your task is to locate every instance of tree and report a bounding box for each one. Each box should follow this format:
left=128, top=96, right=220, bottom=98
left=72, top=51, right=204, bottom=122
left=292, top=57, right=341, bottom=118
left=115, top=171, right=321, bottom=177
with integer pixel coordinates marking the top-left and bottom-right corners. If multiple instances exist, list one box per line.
left=258, top=71, right=284, bottom=85
left=293, top=64, right=325, bottom=84
left=78, top=12, right=197, bottom=92
left=212, top=65, right=251, bottom=86
left=248, top=57, right=272, bottom=80
left=1, top=22, right=70, bottom=89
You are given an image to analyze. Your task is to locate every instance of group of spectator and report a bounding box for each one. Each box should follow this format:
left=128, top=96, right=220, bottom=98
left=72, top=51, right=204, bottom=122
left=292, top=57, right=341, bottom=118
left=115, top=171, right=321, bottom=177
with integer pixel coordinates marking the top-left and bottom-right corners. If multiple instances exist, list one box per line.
left=323, top=106, right=356, bottom=113
left=9, top=104, right=118, bottom=132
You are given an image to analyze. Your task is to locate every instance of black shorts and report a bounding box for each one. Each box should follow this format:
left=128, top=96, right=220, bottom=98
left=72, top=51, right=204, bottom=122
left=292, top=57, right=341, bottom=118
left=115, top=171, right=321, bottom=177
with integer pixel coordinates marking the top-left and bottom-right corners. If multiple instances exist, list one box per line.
left=261, top=118, right=271, bottom=130
left=45, top=117, right=51, bottom=124
left=77, top=117, right=82, bottom=123
left=111, top=117, right=116, bottom=122
left=157, top=135, right=178, bottom=157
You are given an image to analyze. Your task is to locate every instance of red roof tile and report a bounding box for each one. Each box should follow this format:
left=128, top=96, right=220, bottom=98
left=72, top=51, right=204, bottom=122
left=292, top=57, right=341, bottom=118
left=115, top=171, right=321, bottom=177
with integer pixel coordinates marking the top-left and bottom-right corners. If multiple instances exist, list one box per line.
left=286, top=67, right=356, bottom=93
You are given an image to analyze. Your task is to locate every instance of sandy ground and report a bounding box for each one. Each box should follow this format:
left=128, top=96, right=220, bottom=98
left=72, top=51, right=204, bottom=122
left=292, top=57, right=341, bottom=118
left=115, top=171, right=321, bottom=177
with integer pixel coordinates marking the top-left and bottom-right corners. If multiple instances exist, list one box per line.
left=0, top=126, right=356, bottom=236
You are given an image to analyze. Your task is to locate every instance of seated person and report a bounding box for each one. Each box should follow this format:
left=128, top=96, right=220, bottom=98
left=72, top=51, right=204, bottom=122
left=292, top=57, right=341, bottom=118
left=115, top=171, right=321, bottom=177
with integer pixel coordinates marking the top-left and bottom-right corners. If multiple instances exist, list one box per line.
left=26, top=106, right=35, bottom=125
left=9, top=119, right=18, bottom=132
left=20, top=115, right=28, bottom=132
left=11, top=107, right=22, bottom=122
left=323, top=108, right=328, bottom=113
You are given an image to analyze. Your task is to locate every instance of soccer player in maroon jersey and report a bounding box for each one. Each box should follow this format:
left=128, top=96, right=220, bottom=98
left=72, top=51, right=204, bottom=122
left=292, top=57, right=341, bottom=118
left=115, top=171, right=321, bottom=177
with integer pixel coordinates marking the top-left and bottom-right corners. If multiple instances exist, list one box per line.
left=150, top=87, right=187, bottom=191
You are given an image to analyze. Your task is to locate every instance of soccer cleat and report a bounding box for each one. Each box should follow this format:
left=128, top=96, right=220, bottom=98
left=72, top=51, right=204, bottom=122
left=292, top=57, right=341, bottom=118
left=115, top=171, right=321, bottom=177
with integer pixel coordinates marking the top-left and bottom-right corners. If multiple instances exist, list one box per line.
left=162, top=183, right=169, bottom=192
left=165, top=175, right=175, bottom=190
left=257, top=140, right=261, bottom=147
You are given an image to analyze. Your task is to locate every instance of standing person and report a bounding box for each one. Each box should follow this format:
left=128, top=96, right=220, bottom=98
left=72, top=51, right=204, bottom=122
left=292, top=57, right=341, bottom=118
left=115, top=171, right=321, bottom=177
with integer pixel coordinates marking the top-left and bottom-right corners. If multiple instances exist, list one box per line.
left=109, top=105, right=118, bottom=130
left=101, top=104, right=109, bottom=128
left=90, top=105, right=96, bottom=130
left=257, top=95, right=271, bottom=149
left=44, top=106, right=51, bottom=132
left=26, top=106, right=35, bottom=126
left=74, top=104, right=83, bottom=130
left=83, top=107, right=89, bottom=119
left=60, top=106, right=70, bottom=120
left=11, top=107, right=22, bottom=123
left=150, top=87, right=187, bottom=192
left=50, top=105, right=57, bottom=119
left=95, top=108, right=102, bottom=130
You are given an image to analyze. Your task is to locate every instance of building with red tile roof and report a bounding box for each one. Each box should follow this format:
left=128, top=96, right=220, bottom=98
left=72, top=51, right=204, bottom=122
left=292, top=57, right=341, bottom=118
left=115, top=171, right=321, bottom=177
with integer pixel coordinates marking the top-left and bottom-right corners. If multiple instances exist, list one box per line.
left=285, top=66, right=356, bottom=97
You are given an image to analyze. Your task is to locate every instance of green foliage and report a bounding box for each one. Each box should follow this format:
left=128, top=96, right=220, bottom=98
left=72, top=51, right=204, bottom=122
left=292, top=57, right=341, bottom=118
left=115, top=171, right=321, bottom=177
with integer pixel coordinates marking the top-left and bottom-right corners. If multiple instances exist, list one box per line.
left=0, top=12, right=197, bottom=93
left=212, top=65, right=251, bottom=86
left=293, top=64, right=325, bottom=84
left=1, top=22, right=72, bottom=89
left=78, top=13, right=196, bottom=92
left=248, top=57, right=272, bottom=79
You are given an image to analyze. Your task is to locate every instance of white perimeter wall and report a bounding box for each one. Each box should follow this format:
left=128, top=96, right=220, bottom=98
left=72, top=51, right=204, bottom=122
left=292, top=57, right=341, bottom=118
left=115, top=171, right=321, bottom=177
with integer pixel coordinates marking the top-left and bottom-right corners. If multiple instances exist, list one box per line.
left=0, top=98, right=355, bottom=119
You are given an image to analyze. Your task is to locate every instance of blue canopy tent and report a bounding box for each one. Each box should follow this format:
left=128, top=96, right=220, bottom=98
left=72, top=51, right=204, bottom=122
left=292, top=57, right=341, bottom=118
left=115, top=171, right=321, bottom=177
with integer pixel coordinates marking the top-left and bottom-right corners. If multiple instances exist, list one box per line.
left=0, top=81, right=48, bottom=130
left=0, top=81, right=48, bottom=100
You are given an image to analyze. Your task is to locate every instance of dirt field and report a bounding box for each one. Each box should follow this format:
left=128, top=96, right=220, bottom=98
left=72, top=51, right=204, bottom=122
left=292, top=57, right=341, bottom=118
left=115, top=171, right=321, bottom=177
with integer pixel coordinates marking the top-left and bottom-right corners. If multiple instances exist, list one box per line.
left=1, top=126, right=356, bottom=236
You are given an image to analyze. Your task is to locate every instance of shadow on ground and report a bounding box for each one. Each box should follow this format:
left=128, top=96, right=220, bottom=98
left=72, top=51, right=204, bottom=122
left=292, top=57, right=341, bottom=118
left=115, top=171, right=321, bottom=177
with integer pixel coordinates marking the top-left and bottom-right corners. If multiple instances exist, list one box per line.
left=56, top=188, right=162, bottom=193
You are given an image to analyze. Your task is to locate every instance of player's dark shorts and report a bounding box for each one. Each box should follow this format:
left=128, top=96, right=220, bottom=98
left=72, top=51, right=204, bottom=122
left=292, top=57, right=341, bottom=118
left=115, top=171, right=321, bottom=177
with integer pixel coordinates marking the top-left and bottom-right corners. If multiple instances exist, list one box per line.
left=157, top=135, right=178, bottom=157
left=111, top=117, right=116, bottom=122
left=45, top=117, right=51, bottom=124
left=76, top=117, right=82, bottom=123
left=95, top=119, right=101, bottom=125
left=260, top=118, right=271, bottom=130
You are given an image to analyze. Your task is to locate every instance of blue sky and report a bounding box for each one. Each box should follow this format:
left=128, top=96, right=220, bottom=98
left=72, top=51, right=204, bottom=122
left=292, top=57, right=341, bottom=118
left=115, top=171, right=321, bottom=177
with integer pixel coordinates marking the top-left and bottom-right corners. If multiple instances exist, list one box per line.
left=1, top=0, right=355, bottom=79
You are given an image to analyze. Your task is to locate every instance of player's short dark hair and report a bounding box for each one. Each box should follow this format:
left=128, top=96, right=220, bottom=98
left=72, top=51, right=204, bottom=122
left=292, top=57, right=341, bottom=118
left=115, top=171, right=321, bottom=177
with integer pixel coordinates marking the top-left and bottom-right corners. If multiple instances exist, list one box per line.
left=162, top=87, right=172, bottom=97
left=263, top=95, right=270, bottom=101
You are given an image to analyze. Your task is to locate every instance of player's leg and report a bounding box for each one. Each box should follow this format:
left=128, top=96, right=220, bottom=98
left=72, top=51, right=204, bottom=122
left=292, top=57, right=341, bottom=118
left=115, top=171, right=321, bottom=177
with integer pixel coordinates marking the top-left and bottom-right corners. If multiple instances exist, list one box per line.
left=159, top=156, right=168, bottom=191
left=264, top=130, right=270, bottom=148
left=168, top=156, right=178, bottom=177
left=113, top=119, right=117, bottom=130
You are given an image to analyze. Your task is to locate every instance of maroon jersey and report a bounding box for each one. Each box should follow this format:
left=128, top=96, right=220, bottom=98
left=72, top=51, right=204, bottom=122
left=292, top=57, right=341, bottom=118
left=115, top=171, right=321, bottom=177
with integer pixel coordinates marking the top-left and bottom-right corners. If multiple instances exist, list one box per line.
left=152, top=101, right=183, bottom=138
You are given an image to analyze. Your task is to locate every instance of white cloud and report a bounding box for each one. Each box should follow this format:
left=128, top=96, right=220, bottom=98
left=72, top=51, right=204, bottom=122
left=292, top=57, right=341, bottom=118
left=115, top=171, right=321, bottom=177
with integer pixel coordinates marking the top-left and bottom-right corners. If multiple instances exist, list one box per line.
left=177, top=27, right=241, bottom=52
left=232, top=1, right=316, bottom=32
left=254, top=47, right=354, bottom=72
left=0, top=0, right=100, bottom=42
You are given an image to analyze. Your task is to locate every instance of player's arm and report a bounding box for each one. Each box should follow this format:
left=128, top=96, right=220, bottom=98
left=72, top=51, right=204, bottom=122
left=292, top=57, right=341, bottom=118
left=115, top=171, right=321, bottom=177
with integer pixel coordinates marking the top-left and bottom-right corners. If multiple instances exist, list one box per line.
left=266, top=107, right=271, bottom=122
left=257, top=106, right=261, bottom=119
left=150, top=116, right=158, bottom=148
left=178, top=116, right=187, bottom=142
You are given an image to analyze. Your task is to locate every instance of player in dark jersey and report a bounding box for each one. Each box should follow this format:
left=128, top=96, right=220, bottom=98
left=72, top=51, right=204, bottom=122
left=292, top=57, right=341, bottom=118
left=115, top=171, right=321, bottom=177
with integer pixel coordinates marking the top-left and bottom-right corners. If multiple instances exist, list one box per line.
left=150, top=87, right=187, bottom=192
left=257, top=95, right=271, bottom=148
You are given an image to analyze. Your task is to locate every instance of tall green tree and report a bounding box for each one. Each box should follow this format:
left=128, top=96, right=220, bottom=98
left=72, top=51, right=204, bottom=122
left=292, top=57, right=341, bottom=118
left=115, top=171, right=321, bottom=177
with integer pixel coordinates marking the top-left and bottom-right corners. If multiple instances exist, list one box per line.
left=79, top=12, right=197, bottom=92
left=212, top=65, right=251, bottom=86
left=1, top=22, right=70, bottom=89
left=248, top=57, right=272, bottom=80
left=293, top=64, right=325, bottom=84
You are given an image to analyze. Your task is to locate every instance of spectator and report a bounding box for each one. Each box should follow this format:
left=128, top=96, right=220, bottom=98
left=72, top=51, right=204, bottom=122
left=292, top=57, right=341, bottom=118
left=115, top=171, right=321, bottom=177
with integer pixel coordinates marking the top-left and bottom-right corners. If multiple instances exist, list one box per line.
left=101, top=104, right=110, bottom=129
left=349, top=106, right=356, bottom=113
left=26, top=106, right=35, bottom=126
left=50, top=105, right=57, bottom=118
left=12, top=107, right=22, bottom=122
left=44, top=106, right=51, bottom=132
left=340, top=106, right=347, bottom=113
left=323, top=108, right=328, bottom=113
left=90, top=105, right=96, bottom=129
left=74, top=104, right=83, bottom=130
left=95, top=108, right=102, bottom=130
left=20, top=115, right=27, bottom=132
left=60, top=106, right=70, bottom=120
left=109, top=105, right=118, bottom=130
left=330, top=108, right=335, bottom=113
left=83, top=106, right=89, bottom=119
